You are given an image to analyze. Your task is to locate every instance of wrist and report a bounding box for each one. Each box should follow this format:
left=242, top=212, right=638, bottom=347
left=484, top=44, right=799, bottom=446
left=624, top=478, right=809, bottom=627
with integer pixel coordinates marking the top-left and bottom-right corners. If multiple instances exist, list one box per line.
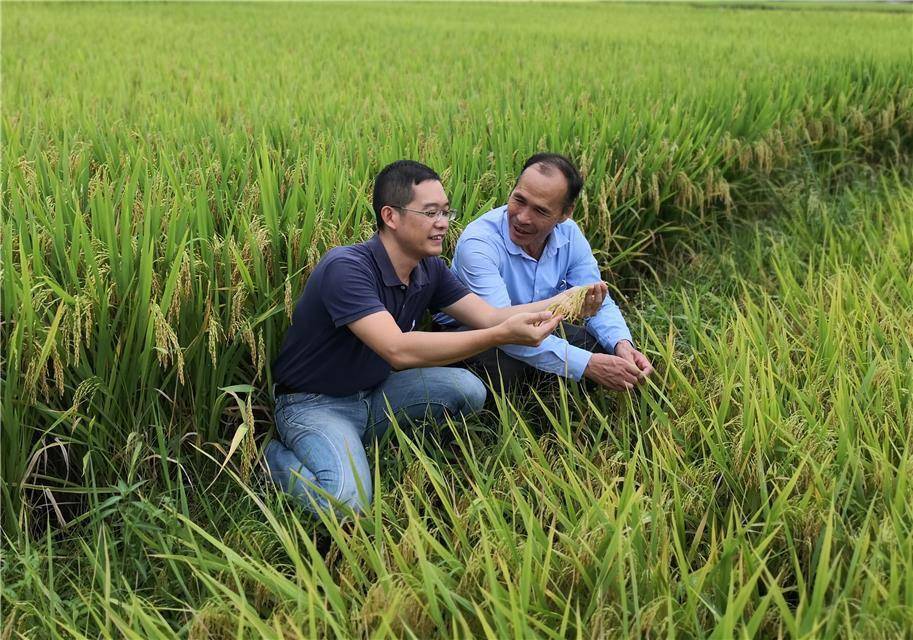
left=582, top=352, right=596, bottom=378
left=490, top=322, right=510, bottom=347
left=573, top=350, right=594, bottom=381
left=614, top=339, right=634, bottom=354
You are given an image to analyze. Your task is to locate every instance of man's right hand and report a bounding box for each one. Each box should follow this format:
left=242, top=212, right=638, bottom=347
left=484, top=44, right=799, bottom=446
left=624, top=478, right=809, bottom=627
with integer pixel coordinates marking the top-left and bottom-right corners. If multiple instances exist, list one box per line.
left=498, top=311, right=563, bottom=347
left=583, top=353, right=645, bottom=391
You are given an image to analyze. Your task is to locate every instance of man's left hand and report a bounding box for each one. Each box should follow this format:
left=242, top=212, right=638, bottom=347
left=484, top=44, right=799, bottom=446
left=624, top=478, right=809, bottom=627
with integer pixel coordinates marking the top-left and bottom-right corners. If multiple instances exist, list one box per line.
left=579, top=282, right=608, bottom=318
left=613, top=340, right=654, bottom=384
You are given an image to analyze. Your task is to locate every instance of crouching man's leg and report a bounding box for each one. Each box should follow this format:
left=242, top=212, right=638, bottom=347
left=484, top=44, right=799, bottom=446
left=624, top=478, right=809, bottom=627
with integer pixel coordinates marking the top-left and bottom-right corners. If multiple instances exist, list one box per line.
left=558, top=322, right=608, bottom=355
left=462, top=346, right=532, bottom=389
left=264, top=392, right=372, bottom=515
left=366, top=367, right=487, bottom=439
left=455, top=322, right=608, bottom=390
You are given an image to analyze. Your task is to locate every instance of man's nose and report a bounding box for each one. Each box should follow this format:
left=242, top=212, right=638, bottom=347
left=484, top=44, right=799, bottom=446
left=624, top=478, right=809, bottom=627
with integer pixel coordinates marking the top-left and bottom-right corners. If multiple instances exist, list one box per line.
left=514, top=205, right=532, bottom=224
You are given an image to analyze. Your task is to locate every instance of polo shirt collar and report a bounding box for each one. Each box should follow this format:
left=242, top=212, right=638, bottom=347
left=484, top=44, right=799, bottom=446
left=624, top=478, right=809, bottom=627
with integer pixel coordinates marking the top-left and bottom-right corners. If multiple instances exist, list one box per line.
left=499, top=208, right=571, bottom=260
left=367, top=234, right=430, bottom=289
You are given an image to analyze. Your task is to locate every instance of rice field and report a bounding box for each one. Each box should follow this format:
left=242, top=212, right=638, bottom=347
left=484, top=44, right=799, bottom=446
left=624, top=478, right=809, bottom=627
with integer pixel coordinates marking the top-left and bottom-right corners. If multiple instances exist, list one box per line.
left=2, top=2, right=912, bottom=638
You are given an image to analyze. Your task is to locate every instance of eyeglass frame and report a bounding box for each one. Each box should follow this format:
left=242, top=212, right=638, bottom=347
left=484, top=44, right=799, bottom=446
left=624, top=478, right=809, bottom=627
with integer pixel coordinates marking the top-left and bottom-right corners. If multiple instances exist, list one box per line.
left=393, top=206, right=459, bottom=222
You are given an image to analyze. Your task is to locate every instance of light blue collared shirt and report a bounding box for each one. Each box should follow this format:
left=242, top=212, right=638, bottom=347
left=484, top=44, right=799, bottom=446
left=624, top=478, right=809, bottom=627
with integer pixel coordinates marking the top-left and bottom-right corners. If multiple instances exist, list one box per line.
left=436, top=206, right=633, bottom=380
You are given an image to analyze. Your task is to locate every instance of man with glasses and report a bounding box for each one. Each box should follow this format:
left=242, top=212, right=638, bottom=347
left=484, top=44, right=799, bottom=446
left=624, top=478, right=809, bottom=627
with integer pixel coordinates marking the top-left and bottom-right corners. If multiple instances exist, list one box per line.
left=266, top=160, right=606, bottom=516
left=436, top=153, right=654, bottom=391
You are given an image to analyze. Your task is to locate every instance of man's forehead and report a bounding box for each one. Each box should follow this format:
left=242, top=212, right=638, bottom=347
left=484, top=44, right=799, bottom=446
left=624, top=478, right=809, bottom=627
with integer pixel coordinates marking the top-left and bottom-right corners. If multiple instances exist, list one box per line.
left=519, top=162, right=565, bottom=186
left=411, top=179, right=447, bottom=205
left=515, top=167, right=568, bottom=206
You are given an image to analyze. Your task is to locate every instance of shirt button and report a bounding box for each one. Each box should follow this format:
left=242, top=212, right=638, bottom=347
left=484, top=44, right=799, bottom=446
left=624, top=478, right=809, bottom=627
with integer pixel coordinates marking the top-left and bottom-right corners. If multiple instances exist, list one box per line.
left=400, top=285, right=406, bottom=290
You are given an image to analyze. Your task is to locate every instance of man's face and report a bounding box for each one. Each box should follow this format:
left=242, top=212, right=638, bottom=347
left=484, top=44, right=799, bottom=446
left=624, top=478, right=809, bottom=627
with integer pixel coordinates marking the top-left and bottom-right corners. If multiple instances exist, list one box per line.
left=506, top=165, right=571, bottom=257
left=391, top=179, right=451, bottom=258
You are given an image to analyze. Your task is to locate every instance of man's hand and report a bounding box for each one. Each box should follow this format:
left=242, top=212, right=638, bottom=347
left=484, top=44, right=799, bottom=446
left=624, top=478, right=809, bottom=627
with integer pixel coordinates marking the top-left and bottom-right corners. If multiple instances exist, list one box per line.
left=546, top=282, right=608, bottom=323
left=583, top=342, right=653, bottom=391
left=583, top=353, right=644, bottom=391
left=498, top=311, right=563, bottom=347
left=613, top=340, right=654, bottom=378
left=577, top=282, right=608, bottom=318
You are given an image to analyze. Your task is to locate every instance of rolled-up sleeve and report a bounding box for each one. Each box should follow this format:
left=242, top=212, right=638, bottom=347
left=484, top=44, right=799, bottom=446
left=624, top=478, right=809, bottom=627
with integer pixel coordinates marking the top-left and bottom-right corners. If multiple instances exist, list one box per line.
left=565, top=228, right=633, bottom=351
left=454, top=237, right=593, bottom=380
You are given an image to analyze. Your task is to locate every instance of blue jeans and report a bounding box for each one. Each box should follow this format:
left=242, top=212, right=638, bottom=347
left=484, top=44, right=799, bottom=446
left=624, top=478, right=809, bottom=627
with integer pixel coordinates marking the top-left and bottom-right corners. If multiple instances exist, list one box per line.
left=264, top=367, right=486, bottom=516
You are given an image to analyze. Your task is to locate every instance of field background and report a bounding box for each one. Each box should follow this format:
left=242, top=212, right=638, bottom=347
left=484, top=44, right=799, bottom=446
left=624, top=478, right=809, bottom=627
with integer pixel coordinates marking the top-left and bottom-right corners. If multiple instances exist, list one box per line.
left=2, top=2, right=912, bottom=638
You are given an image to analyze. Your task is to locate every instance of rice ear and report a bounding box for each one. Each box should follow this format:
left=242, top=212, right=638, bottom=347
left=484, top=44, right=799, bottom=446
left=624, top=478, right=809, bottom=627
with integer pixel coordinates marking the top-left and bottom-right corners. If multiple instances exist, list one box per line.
left=546, top=285, right=593, bottom=324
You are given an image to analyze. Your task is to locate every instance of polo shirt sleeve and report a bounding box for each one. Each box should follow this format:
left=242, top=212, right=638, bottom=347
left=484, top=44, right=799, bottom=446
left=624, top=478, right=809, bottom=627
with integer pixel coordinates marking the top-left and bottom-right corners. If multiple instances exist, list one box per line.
left=428, top=258, right=470, bottom=312
left=319, top=256, right=386, bottom=327
left=565, top=224, right=634, bottom=351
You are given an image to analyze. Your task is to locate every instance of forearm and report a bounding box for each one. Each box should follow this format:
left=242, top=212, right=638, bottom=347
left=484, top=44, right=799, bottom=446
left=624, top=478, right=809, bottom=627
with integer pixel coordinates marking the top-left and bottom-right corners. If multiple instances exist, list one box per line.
left=499, top=336, right=592, bottom=380
left=476, top=296, right=557, bottom=328
left=586, top=302, right=633, bottom=351
left=388, top=326, right=506, bottom=369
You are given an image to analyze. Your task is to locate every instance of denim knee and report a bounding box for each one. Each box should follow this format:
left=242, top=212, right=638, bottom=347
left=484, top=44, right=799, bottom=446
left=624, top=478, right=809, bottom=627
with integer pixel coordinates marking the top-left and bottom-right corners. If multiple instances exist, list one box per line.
left=333, top=467, right=373, bottom=514
left=285, top=457, right=372, bottom=516
left=453, top=368, right=487, bottom=415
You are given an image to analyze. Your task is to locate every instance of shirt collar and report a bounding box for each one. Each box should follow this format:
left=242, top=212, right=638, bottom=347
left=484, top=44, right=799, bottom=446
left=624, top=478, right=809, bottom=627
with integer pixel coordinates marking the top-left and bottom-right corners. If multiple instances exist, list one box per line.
left=498, top=206, right=571, bottom=260
left=367, top=234, right=430, bottom=289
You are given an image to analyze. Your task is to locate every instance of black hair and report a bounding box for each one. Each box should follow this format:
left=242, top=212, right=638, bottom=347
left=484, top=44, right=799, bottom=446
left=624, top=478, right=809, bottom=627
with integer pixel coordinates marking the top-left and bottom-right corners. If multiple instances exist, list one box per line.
left=372, top=160, right=441, bottom=231
left=519, top=153, right=584, bottom=210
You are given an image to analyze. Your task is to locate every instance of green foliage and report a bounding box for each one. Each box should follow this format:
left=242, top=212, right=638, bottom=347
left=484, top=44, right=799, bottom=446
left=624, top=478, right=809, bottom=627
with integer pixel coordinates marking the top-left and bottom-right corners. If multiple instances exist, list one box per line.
left=2, top=2, right=912, bottom=637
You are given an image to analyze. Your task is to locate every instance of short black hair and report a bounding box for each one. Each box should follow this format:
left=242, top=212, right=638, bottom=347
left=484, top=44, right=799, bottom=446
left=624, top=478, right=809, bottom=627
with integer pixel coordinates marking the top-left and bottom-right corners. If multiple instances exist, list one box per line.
left=519, top=153, right=584, bottom=210
left=372, top=160, right=441, bottom=231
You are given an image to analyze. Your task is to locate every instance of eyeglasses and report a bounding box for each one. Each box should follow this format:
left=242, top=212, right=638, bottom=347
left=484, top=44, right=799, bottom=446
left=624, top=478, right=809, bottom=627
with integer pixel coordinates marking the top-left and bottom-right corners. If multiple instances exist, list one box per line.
left=395, top=206, right=459, bottom=222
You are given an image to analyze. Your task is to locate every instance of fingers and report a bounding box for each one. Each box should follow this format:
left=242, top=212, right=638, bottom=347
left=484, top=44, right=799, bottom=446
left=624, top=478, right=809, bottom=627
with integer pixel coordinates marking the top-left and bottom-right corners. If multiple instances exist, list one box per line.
left=523, top=310, right=562, bottom=344
left=616, top=346, right=653, bottom=382
left=610, top=356, right=642, bottom=387
left=620, top=358, right=642, bottom=377
left=540, top=313, right=563, bottom=334
left=613, top=369, right=640, bottom=388
left=589, top=282, right=607, bottom=302
left=580, top=285, right=605, bottom=317
left=625, top=352, right=654, bottom=387
left=632, top=351, right=654, bottom=377
left=638, top=360, right=654, bottom=377
left=528, top=310, right=555, bottom=325
left=589, top=350, right=652, bottom=392
left=602, top=379, right=635, bottom=392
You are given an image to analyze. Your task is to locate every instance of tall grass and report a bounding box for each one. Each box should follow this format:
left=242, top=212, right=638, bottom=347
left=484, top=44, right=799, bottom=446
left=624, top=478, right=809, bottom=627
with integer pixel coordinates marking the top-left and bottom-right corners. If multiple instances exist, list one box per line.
left=2, top=2, right=912, bottom=637
left=4, top=167, right=910, bottom=638
left=3, top=2, right=911, bottom=529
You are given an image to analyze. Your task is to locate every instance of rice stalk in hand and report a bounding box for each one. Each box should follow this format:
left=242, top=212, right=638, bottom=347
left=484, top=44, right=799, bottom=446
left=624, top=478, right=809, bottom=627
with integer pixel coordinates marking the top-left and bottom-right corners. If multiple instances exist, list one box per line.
left=547, top=285, right=593, bottom=324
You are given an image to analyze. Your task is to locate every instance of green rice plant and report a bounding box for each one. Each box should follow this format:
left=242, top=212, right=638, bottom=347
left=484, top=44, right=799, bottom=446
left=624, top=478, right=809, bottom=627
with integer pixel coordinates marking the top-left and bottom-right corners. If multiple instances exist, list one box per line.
left=3, top=4, right=910, bottom=530
left=2, top=2, right=912, bottom=637
left=7, top=169, right=908, bottom=637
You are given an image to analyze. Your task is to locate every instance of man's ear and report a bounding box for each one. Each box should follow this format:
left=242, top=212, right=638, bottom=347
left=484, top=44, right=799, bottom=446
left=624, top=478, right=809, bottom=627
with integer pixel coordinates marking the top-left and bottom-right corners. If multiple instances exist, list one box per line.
left=560, top=203, right=575, bottom=222
left=380, top=205, right=400, bottom=230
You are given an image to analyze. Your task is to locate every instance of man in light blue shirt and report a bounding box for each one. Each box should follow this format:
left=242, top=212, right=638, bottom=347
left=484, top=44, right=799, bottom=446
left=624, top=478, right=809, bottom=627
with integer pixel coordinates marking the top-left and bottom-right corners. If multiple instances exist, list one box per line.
left=437, top=153, right=654, bottom=391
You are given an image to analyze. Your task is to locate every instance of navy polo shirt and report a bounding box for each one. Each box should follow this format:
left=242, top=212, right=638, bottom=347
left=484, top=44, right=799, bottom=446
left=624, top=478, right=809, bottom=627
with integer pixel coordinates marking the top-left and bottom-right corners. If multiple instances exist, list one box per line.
left=272, top=234, right=470, bottom=397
